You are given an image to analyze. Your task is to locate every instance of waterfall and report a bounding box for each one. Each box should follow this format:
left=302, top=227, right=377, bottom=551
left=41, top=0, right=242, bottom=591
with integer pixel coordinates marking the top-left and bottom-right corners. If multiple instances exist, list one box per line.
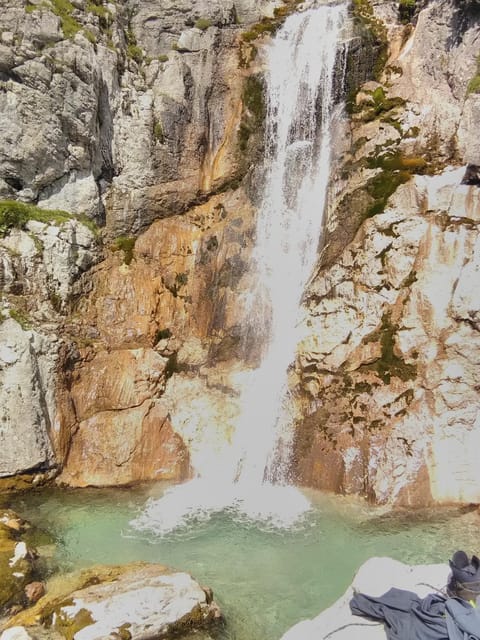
left=232, top=2, right=348, bottom=490
left=131, top=2, right=348, bottom=535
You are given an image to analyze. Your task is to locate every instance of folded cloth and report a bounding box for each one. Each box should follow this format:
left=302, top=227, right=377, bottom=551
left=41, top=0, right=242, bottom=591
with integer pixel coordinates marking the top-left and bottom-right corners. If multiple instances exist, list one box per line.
left=350, top=588, right=449, bottom=640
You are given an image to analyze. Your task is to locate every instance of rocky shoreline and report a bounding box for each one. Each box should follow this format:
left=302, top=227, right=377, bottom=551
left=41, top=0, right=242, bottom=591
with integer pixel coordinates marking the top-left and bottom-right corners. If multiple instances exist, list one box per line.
left=0, top=509, right=223, bottom=640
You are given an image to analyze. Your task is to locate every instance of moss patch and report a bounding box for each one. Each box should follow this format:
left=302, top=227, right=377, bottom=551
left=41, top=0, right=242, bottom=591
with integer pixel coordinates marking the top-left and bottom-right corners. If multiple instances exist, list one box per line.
left=238, top=75, right=265, bottom=152
left=111, top=236, right=136, bottom=265
left=363, top=152, right=428, bottom=218
left=351, top=0, right=388, bottom=80
left=194, top=18, right=211, bottom=31
left=363, top=312, right=417, bottom=384
left=398, top=0, right=416, bottom=22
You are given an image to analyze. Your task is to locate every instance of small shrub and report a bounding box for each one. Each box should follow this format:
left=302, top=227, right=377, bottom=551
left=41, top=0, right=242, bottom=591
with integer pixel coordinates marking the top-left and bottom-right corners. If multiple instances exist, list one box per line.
left=194, top=18, right=211, bottom=31
left=153, top=121, right=164, bottom=143
left=158, top=54, right=168, bottom=63
left=127, top=43, right=143, bottom=63
left=86, top=0, right=111, bottom=22
left=9, top=308, right=31, bottom=330
left=398, top=0, right=416, bottom=23
left=112, top=235, right=136, bottom=265
left=50, top=0, right=82, bottom=38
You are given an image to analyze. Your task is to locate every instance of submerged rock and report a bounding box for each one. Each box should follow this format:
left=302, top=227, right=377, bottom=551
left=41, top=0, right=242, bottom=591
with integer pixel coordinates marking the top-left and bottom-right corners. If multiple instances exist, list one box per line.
left=280, top=557, right=448, bottom=640
left=5, top=563, right=223, bottom=640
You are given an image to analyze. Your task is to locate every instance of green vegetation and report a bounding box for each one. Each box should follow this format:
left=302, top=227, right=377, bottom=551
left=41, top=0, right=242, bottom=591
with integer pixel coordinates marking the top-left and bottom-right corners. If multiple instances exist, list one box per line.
left=111, top=236, right=136, bottom=265
left=467, top=55, right=480, bottom=94
left=238, top=75, right=265, bottom=151
left=398, top=0, right=416, bottom=23
left=242, top=19, right=276, bottom=42
left=363, top=151, right=427, bottom=218
left=367, top=151, right=427, bottom=173
left=49, top=0, right=82, bottom=38
left=0, top=200, right=98, bottom=237
left=356, top=86, right=406, bottom=122
left=373, top=312, right=417, bottom=384
left=0, top=200, right=69, bottom=234
left=9, top=308, right=31, bottom=330
left=352, top=0, right=388, bottom=80
left=83, top=29, right=96, bottom=44
left=158, top=54, right=168, bottom=63
left=86, top=0, right=111, bottom=22
left=194, top=18, right=211, bottom=31
left=127, top=43, right=143, bottom=63
left=153, top=121, right=164, bottom=143
left=241, top=0, right=303, bottom=43
left=126, top=28, right=143, bottom=63
left=48, top=291, right=63, bottom=313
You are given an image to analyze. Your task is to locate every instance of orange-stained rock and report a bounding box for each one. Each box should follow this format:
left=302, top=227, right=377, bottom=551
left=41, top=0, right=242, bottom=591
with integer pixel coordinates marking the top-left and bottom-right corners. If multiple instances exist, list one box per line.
left=56, top=189, right=254, bottom=487
left=24, top=582, right=45, bottom=605
left=59, top=401, right=190, bottom=487
left=70, top=349, right=168, bottom=422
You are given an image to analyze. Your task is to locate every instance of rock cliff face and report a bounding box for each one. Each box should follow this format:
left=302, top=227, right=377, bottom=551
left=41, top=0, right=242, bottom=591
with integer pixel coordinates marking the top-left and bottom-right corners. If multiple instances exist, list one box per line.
left=1, top=0, right=480, bottom=506
left=292, top=0, right=480, bottom=505
left=0, top=0, right=274, bottom=486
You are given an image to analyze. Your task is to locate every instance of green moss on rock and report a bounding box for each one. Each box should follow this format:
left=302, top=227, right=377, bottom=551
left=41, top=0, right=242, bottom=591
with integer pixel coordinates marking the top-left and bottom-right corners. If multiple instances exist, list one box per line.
left=111, top=236, right=136, bottom=265
left=238, top=75, right=265, bottom=152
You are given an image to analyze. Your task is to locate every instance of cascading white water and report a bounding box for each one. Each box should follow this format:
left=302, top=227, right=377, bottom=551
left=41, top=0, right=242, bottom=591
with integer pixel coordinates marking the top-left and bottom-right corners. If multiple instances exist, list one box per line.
left=231, top=2, right=348, bottom=490
left=131, top=1, right=348, bottom=535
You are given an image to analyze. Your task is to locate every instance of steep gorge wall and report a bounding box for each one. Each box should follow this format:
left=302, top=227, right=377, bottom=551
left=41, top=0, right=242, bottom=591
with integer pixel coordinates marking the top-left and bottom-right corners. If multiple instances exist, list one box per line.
left=292, top=0, right=480, bottom=506
left=0, top=0, right=279, bottom=487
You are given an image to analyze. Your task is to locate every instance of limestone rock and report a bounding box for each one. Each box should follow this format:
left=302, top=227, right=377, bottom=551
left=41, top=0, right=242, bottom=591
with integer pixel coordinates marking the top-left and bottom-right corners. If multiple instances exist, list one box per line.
left=293, top=0, right=480, bottom=506
left=0, top=320, right=56, bottom=478
left=0, top=628, right=33, bottom=640
left=280, top=557, right=448, bottom=640
left=7, top=563, right=222, bottom=640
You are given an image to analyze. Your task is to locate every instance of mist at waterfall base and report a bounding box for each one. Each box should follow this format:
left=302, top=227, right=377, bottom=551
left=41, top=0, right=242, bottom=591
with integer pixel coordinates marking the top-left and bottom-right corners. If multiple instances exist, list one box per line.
left=131, top=3, right=348, bottom=537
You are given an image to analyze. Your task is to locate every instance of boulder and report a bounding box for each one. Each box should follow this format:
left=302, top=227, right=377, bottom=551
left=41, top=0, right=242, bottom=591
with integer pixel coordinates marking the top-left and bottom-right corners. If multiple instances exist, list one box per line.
left=5, top=563, right=222, bottom=640
left=280, top=557, right=448, bottom=640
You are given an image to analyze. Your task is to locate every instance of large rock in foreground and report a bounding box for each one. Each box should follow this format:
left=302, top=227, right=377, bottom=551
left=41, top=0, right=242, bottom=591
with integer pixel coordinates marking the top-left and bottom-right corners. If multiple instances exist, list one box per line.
left=3, top=563, right=222, bottom=640
left=280, top=557, right=448, bottom=640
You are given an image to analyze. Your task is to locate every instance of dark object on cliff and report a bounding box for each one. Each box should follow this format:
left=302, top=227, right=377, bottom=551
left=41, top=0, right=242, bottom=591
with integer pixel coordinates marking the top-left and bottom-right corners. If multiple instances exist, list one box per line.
left=461, top=164, right=480, bottom=186
left=447, top=550, right=480, bottom=602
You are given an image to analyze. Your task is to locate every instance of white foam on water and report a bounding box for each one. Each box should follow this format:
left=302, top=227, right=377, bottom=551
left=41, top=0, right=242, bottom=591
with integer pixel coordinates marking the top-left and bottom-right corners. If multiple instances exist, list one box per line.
left=130, top=479, right=312, bottom=536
